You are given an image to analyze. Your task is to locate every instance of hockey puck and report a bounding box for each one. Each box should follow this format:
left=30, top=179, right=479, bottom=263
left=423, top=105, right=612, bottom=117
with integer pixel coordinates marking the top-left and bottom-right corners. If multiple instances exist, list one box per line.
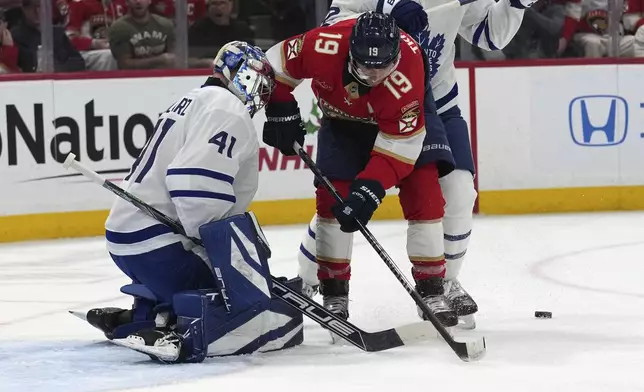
left=534, top=311, right=552, bottom=319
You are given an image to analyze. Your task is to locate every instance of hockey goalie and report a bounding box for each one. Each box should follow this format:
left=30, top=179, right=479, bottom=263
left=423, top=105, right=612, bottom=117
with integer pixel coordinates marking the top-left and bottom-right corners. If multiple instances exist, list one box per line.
left=72, top=41, right=304, bottom=364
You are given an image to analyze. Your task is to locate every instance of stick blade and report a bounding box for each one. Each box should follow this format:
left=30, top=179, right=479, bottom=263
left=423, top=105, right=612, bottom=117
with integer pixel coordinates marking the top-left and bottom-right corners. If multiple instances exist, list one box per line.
left=452, top=336, right=486, bottom=362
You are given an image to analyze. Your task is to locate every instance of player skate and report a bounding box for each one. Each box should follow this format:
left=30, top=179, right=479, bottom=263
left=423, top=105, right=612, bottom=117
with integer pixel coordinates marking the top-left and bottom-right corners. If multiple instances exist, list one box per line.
left=320, top=278, right=349, bottom=343
left=445, top=279, right=478, bottom=329
left=416, top=277, right=458, bottom=328
left=301, top=281, right=319, bottom=299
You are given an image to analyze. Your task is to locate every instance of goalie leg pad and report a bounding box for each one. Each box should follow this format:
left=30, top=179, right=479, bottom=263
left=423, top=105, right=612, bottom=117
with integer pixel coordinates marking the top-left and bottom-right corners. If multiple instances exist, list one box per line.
left=172, top=278, right=304, bottom=363
left=198, top=212, right=274, bottom=311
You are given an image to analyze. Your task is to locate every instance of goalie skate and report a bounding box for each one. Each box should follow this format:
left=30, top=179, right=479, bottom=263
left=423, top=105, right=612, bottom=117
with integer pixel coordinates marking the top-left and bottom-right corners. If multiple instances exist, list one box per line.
left=113, top=328, right=182, bottom=363
left=444, top=279, right=478, bottom=330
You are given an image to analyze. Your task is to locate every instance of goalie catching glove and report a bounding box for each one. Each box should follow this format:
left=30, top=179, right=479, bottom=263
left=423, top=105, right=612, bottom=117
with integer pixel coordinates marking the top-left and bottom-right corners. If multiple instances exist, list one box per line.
left=331, top=179, right=385, bottom=233
left=262, top=101, right=306, bottom=156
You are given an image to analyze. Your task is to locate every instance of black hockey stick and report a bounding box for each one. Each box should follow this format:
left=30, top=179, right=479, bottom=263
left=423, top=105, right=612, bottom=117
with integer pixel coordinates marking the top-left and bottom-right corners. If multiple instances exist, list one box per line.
left=62, top=153, right=435, bottom=353
left=293, top=142, right=486, bottom=362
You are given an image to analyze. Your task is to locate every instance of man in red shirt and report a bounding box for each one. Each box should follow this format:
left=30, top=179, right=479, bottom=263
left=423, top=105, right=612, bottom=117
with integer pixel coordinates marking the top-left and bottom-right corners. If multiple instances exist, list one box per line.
left=263, top=12, right=456, bottom=328
left=58, top=0, right=126, bottom=70
left=151, top=0, right=205, bottom=26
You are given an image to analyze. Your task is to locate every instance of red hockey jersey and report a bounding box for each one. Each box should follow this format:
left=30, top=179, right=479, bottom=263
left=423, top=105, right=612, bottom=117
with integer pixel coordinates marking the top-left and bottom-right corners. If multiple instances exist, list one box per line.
left=269, top=19, right=427, bottom=190
left=151, top=0, right=206, bottom=26
left=58, top=0, right=127, bottom=51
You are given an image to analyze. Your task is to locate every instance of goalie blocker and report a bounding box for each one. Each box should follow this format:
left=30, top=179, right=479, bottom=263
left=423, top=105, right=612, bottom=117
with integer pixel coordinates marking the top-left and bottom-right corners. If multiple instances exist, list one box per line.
left=82, top=212, right=304, bottom=363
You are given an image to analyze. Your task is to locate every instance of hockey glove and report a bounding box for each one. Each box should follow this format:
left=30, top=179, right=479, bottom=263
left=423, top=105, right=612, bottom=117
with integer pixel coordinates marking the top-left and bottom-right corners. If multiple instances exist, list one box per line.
left=331, top=179, right=386, bottom=233
left=262, top=101, right=306, bottom=156
left=391, top=0, right=428, bottom=34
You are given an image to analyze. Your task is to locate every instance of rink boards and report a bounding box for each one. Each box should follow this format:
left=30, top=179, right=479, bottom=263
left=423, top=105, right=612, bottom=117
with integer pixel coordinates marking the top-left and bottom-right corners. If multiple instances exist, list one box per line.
left=1, top=60, right=644, bottom=242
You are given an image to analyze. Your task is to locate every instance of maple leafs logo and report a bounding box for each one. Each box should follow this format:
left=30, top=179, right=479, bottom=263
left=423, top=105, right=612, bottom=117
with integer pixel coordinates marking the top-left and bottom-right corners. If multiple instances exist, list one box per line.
left=414, top=30, right=446, bottom=81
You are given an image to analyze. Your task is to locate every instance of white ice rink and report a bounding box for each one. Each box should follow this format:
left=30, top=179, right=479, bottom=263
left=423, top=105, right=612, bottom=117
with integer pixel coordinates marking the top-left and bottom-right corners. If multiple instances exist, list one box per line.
left=1, top=212, right=643, bottom=392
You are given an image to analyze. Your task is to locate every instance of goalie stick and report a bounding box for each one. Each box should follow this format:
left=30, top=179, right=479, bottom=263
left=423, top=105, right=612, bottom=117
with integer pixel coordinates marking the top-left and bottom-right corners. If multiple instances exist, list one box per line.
left=62, top=153, right=437, bottom=353
left=293, top=142, right=486, bottom=362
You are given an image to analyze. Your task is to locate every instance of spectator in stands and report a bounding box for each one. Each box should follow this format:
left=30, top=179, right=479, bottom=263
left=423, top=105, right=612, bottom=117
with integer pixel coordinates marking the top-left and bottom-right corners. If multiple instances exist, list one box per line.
left=108, top=0, right=175, bottom=69
left=623, top=0, right=644, bottom=57
left=0, top=0, right=22, bottom=28
left=563, top=0, right=635, bottom=57
left=238, top=0, right=306, bottom=42
left=151, top=0, right=206, bottom=27
left=0, top=7, right=20, bottom=72
left=11, top=0, right=85, bottom=72
left=188, top=0, right=254, bottom=59
left=57, top=0, right=124, bottom=71
left=267, top=0, right=306, bottom=41
left=503, top=0, right=577, bottom=58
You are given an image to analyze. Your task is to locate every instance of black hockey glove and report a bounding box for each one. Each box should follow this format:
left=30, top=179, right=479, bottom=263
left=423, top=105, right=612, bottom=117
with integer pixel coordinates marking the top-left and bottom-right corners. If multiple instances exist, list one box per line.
left=391, top=0, right=428, bottom=34
left=262, top=101, right=306, bottom=156
left=331, top=179, right=386, bottom=233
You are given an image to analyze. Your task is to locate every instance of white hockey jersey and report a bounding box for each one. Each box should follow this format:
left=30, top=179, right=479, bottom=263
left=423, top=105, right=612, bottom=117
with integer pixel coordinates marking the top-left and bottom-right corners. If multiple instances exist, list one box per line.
left=325, top=0, right=530, bottom=113
left=105, top=85, right=259, bottom=257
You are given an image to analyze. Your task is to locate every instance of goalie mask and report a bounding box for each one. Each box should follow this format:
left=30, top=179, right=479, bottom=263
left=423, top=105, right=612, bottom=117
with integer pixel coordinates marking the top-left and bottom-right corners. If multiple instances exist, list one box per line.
left=213, top=41, right=276, bottom=117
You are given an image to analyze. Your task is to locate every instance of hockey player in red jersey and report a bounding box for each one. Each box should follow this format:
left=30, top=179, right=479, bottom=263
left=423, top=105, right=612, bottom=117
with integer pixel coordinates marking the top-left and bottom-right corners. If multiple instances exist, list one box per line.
left=263, top=12, right=457, bottom=327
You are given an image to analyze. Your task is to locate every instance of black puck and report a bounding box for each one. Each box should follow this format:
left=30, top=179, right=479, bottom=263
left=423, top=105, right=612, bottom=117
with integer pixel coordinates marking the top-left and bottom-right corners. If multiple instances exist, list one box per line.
left=534, top=311, right=552, bottom=318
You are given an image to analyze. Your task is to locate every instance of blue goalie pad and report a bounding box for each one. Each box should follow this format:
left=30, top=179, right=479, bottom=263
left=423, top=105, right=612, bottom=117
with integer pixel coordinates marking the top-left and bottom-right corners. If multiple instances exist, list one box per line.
left=173, top=277, right=304, bottom=363
left=198, top=212, right=273, bottom=312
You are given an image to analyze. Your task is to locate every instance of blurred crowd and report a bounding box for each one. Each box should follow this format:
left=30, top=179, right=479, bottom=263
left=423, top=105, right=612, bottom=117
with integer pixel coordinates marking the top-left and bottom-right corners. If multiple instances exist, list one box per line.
left=1, top=0, right=643, bottom=74
left=460, top=0, right=644, bottom=60
left=0, top=0, right=314, bottom=73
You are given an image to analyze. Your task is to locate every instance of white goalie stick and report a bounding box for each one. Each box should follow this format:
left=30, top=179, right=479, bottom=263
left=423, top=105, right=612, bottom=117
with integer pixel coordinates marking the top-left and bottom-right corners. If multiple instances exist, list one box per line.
left=62, top=153, right=438, bottom=353
left=293, top=142, right=486, bottom=362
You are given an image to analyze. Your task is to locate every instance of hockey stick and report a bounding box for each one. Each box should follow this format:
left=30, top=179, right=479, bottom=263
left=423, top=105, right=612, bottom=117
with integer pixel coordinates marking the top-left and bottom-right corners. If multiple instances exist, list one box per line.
left=293, top=142, right=486, bottom=362
left=424, top=0, right=478, bottom=14
left=62, top=153, right=435, bottom=353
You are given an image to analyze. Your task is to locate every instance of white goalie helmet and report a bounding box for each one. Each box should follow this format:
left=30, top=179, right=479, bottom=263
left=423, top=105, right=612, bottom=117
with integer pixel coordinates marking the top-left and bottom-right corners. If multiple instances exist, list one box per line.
left=213, top=41, right=276, bottom=117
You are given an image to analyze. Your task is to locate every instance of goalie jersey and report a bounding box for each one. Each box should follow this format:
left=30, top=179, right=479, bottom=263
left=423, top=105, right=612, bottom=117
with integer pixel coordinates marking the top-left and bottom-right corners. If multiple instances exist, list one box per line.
left=325, top=0, right=529, bottom=113
left=105, top=85, right=259, bottom=257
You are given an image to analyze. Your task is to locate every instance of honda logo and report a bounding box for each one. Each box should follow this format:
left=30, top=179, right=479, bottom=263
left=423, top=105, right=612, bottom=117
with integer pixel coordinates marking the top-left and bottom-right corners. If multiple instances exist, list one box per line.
left=568, top=95, right=628, bottom=146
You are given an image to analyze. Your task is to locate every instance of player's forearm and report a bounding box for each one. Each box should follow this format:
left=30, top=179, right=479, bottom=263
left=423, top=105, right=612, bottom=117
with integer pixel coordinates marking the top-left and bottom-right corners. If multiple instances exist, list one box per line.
left=461, top=0, right=527, bottom=51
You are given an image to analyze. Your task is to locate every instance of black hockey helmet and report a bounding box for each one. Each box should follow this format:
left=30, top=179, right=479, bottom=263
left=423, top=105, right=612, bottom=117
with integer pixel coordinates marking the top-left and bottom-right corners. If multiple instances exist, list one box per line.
left=349, top=11, right=401, bottom=86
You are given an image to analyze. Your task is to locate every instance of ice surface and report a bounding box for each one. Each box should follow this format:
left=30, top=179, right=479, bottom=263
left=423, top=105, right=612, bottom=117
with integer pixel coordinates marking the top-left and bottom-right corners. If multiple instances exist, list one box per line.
left=1, top=212, right=643, bottom=392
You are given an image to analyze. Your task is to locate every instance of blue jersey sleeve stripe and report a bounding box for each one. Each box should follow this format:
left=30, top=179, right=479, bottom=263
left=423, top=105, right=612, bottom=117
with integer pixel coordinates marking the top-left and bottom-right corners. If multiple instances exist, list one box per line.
left=483, top=20, right=499, bottom=50
left=169, top=190, right=236, bottom=203
left=472, top=16, right=488, bottom=48
left=106, top=224, right=173, bottom=244
left=307, top=226, right=316, bottom=240
left=377, top=0, right=386, bottom=13
left=435, top=84, right=458, bottom=111
left=167, top=168, right=234, bottom=184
